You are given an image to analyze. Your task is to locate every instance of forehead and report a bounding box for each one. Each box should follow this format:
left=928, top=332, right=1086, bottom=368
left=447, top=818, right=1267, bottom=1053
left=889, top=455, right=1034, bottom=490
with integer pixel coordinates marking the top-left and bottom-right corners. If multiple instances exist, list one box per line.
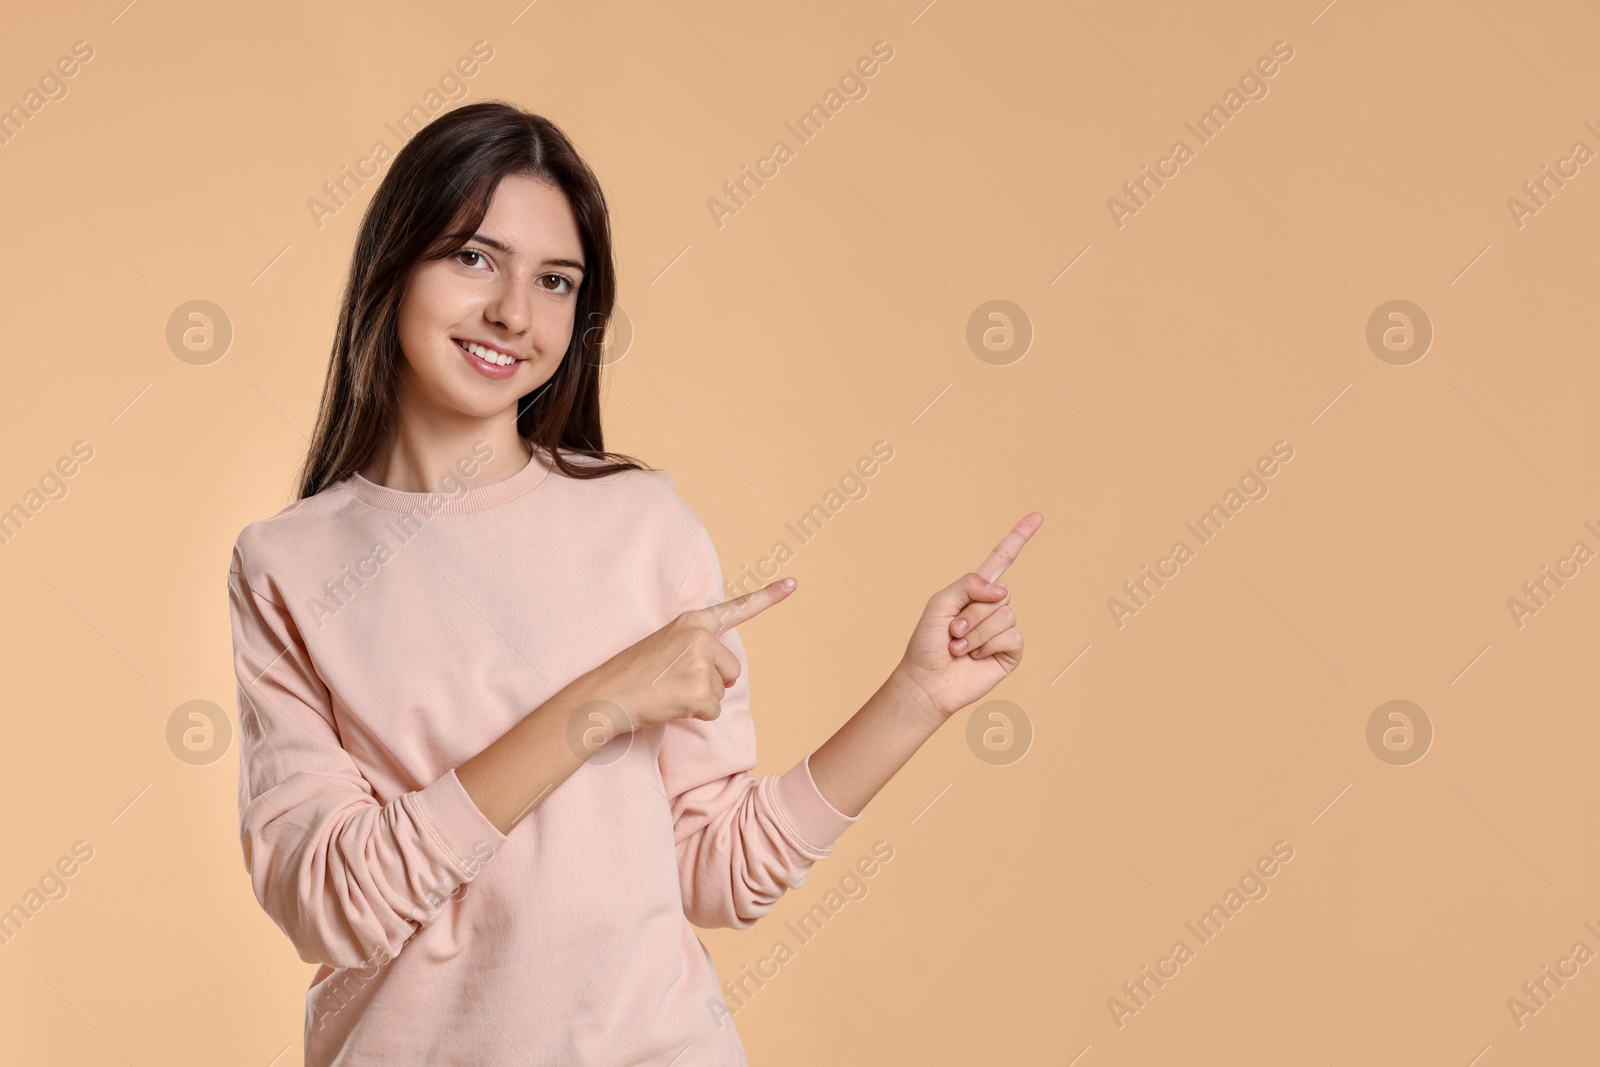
left=477, top=174, right=584, bottom=261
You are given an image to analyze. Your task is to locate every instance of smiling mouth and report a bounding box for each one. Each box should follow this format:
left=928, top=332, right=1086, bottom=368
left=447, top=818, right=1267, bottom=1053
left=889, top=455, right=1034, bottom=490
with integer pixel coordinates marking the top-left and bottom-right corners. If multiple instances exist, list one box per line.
left=454, top=338, right=524, bottom=367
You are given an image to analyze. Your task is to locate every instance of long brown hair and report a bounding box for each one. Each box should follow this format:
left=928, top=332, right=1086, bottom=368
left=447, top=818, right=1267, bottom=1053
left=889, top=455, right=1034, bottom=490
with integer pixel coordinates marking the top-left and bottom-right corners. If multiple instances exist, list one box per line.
left=296, top=99, right=651, bottom=500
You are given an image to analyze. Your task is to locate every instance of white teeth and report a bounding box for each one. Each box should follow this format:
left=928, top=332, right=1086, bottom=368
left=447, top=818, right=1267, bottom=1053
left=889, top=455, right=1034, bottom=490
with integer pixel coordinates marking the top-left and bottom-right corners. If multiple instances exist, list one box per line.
left=460, top=340, right=516, bottom=366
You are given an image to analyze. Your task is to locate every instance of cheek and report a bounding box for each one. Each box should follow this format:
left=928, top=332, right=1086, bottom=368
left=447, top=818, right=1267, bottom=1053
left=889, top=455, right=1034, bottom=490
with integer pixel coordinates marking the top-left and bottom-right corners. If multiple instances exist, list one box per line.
left=395, top=282, right=455, bottom=362
left=396, top=318, right=449, bottom=380
left=542, top=304, right=578, bottom=353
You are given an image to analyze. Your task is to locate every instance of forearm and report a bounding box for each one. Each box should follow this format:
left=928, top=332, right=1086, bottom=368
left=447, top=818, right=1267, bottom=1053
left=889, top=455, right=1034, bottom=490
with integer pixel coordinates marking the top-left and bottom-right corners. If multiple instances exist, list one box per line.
left=455, top=678, right=606, bottom=835
left=805, top=667, right=945, bottom=819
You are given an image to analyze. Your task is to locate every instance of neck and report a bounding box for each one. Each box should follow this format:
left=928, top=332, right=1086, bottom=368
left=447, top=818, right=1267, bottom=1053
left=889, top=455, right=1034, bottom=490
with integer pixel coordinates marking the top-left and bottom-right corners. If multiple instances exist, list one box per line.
left=360, top=421, right=532, bottom=493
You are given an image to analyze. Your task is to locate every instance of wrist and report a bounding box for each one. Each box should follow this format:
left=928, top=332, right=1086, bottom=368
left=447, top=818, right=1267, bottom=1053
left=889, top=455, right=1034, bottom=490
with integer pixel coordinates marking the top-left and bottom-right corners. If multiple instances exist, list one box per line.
left=555, top=675, right=636, bottom=748
left=885, top=664, right=947, bottom=732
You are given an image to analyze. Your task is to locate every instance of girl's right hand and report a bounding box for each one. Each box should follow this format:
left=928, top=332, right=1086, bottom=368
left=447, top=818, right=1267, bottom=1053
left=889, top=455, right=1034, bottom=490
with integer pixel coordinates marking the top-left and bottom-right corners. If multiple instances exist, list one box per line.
left=567, top=577, right=798, bottom=741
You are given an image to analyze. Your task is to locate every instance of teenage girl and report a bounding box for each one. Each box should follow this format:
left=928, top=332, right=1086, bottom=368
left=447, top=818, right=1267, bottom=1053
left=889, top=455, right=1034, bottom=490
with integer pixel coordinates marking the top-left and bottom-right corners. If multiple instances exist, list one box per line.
left=227, top=99, right=1039, bottom=1066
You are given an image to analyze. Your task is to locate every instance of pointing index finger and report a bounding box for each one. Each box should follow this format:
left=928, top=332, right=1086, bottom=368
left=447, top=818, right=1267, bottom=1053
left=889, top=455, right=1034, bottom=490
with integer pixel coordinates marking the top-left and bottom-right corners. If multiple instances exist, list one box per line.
left=702, top=577, right=795, bottom=635
left=976, top=512, right=1043, bottom=584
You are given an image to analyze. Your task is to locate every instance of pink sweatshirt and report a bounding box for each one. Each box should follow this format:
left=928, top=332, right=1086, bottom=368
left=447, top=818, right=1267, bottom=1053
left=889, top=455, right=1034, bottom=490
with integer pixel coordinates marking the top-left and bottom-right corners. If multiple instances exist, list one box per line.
left=227, top=443, right=860, bottom=1065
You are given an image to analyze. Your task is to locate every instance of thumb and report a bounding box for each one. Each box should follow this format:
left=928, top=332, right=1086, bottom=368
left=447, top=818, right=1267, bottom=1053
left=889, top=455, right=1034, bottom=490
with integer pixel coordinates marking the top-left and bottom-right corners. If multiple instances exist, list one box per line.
left=929, top=572, right=1008, bottom=615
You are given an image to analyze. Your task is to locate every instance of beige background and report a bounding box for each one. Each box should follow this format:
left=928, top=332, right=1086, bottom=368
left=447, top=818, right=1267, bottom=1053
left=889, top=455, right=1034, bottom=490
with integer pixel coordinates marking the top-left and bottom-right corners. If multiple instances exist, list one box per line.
left=1, top=0, right=1596, bottom=1063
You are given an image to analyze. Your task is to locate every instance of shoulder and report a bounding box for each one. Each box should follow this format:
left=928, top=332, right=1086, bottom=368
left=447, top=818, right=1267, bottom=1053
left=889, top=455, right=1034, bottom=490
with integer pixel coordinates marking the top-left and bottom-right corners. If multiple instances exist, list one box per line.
left=560, top=453, right=703, bottom=535
left=556, top=456, right=715, bottom=598
left=228, top=479, right=362, bottom=586
left=634, top=467, right=710, bottom=559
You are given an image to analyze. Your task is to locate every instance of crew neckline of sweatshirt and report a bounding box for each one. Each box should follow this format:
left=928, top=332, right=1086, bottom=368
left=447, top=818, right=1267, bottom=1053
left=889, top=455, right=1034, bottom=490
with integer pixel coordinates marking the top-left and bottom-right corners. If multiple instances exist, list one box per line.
left=345, top=443, right=554, bottom=515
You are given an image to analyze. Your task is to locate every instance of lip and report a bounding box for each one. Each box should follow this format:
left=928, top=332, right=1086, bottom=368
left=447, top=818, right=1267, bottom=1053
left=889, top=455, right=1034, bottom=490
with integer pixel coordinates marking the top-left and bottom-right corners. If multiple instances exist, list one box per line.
left=454, top=337, right=524, bottom=381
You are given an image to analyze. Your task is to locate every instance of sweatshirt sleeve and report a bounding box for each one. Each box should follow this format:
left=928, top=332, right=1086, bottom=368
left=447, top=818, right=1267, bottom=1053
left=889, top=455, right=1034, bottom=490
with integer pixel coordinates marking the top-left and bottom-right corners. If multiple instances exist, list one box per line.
left=228, top=544, right=509, bottom=971
left=658, top=521, right=861, bottom=930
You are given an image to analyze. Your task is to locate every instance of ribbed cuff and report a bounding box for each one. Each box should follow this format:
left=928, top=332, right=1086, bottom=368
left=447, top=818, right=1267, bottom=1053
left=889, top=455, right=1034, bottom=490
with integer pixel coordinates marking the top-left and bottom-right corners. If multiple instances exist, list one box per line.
left=768, top=752, right=861, bottom=855
left=412, top=768, right=509, bottom=874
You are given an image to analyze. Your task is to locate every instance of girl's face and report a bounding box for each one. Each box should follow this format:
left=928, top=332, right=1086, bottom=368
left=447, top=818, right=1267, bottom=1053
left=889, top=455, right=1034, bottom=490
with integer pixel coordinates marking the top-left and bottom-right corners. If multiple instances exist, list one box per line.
left=395, top=173, right=586, bottom=424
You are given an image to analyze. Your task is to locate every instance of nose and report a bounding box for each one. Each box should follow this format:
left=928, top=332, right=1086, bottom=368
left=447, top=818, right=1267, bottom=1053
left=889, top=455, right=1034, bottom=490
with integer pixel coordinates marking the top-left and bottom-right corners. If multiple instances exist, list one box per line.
left=485, top=272, right=532, bottom=336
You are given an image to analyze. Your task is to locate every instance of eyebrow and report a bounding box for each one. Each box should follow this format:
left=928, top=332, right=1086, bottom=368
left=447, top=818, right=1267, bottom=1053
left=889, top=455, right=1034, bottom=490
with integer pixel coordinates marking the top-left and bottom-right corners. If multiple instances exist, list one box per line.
left=468, top=232, right=585, bottom=272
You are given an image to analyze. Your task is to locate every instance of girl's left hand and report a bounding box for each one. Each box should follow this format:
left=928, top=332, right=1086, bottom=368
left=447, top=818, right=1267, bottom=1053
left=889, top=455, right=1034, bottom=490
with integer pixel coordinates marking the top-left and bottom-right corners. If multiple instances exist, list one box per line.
left=894, top=512, right=1043, bottom=720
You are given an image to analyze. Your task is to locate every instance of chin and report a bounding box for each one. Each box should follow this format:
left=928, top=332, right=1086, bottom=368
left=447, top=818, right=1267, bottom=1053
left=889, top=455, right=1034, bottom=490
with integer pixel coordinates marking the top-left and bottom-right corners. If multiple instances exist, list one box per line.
left=442, top=384, right=516, bottom=416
